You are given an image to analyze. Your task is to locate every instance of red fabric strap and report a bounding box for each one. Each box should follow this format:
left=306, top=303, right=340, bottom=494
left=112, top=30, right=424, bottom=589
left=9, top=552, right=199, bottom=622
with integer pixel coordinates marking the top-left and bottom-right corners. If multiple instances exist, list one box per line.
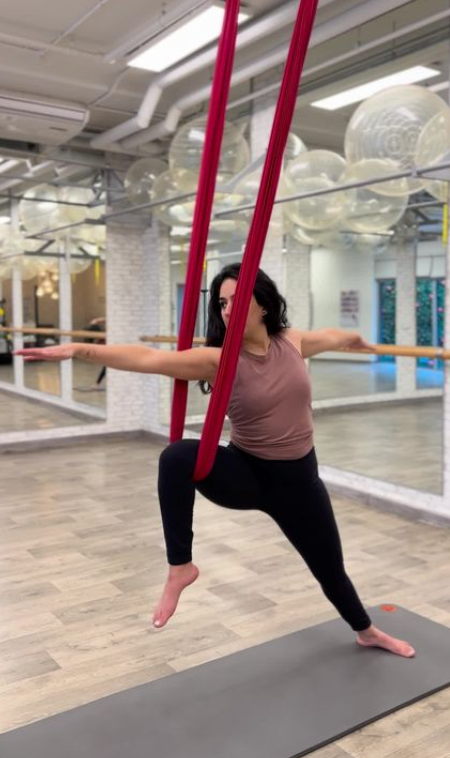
left=170, top=0, right=241, bottom=443
left=193, top=0, right=319, bottom=481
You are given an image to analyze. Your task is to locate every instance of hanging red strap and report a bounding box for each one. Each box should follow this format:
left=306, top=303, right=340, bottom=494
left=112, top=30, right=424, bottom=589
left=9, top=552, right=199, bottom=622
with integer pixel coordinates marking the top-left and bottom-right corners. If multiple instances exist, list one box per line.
left=194, top=0, right=319, bottom=481
left=170, top=0, right=241, bottom=443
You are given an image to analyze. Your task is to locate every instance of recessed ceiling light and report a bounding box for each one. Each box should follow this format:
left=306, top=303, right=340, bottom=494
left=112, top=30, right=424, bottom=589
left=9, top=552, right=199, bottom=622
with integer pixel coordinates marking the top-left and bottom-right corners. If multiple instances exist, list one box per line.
left=312, top=66, right=441, bottom=111
left=128, top=1, right=251, bottom=73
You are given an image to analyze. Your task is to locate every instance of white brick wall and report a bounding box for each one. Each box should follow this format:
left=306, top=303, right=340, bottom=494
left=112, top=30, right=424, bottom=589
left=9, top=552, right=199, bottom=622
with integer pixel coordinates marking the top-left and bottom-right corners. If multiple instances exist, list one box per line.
left=443, top=186, right=450, bottom=504
left=284, top=241, right=311, bottom=330
left=250, top=92, right=284, bottom=291
left=395, top=232, right=417, bottom=393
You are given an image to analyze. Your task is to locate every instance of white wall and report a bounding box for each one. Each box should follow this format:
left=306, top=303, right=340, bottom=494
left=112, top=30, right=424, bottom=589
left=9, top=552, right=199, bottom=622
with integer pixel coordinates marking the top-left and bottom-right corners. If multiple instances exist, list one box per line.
left=310, top=245, right=376, bottom=361
left=376, top=237, right=446, bottom=279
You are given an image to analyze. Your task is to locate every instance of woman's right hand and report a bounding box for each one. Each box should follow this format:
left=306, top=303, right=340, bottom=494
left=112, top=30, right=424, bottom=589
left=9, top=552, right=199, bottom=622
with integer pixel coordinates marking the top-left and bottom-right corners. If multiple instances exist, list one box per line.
left=12, top=344, right=77, bottom=362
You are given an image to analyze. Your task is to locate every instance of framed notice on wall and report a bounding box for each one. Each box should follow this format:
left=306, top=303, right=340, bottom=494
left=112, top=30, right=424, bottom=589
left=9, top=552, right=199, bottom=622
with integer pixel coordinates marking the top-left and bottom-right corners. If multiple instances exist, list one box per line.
left=340, top=290, right=360, bottom=327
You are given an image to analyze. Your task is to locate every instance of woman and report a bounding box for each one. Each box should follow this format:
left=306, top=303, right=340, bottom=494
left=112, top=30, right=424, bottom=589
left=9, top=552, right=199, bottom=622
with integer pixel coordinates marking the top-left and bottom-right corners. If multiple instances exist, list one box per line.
left=15, top=264, right=415, bottom=658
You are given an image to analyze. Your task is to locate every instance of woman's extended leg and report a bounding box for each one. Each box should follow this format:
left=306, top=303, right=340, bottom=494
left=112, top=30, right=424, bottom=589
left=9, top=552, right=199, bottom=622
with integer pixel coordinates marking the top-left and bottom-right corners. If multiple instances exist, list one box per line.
left=153, top=440, right=263, bottom=627
left=263, top=449, right=415, bottom=657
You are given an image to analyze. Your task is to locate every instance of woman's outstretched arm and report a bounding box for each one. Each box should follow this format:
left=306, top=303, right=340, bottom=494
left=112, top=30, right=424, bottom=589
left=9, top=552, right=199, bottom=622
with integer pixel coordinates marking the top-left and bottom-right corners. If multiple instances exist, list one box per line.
left=286, top=327, right=373, bottom=358
left=13, top=343, right=221, bottom=382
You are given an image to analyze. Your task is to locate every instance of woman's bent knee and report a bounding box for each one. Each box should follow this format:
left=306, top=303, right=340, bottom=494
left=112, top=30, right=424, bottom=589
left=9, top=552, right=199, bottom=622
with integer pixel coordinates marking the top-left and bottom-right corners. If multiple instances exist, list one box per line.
left=159, top=439, right=200, bottom=477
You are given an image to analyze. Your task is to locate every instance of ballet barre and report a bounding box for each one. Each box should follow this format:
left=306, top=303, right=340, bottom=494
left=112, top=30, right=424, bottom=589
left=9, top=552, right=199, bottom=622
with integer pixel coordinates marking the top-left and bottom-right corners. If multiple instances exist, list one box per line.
left=139, top=334, right=450, bottom=360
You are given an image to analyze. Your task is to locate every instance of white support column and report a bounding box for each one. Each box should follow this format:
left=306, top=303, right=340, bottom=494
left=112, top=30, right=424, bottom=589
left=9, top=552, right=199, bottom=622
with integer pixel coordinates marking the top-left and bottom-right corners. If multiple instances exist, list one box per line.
left=395, top=230, right=417, bottom=394
left=59, top=238, right=73, bottom=402
left=10, top=200, right=23, bottom=388
left=283, top=238, right=311, bottom=330
left=443, top=186, right=450, bottom=506
left=250, top=87, right=284, bottom=291
left=11, top=266, right=24, bottom=389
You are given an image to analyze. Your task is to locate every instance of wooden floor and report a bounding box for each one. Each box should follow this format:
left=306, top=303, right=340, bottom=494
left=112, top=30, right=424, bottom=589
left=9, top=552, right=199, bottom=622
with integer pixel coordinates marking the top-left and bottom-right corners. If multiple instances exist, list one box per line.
left=1, top=436, right=450, bottom=755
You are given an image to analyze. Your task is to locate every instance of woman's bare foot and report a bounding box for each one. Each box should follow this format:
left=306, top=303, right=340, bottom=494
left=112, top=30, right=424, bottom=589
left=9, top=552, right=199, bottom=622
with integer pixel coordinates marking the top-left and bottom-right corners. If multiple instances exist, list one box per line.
left=152, top=563, right=199, bottom=629
left=356, top=625, right=415, bottom=658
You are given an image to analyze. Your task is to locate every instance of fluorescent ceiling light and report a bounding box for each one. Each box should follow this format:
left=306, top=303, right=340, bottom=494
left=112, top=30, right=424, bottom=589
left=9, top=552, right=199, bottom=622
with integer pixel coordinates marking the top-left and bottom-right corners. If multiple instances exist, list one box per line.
left=312, top=66, right=441, bottom=111
left=0, top=216, right=11, bottom=225
left=128, top=2, right=250, bottom=73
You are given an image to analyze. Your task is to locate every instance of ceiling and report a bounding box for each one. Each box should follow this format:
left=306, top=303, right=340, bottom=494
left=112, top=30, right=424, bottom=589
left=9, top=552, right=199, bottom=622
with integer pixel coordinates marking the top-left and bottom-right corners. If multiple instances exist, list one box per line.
left=0, top=0, right=449, bottom=207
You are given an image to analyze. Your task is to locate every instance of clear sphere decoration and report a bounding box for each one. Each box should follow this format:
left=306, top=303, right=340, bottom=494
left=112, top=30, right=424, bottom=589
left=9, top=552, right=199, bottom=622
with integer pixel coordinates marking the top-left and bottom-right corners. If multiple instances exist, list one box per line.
left=124, top=158, right=167, bottom=206
left=57, top=187, right=105, bottom=224
left=283, top=150, right=348, bottom=230
left=346, top=158, right=410, bottom=198
left=353, top=233, right=392, bottom=255
left=0, top=258, right=11, bottom=281
left=72, top=224, right=106, bottom=248
left=208, top=218, right=250, bottom=244
left=19, top=185, right=59, bottom=235
left=151, top=169, right=198, bottom=226
left=415, top=109, right=450, bottom=202
left=345, top=84, right=449, bottom=194
left=68, top=257, right=92, bottom=275
left=0, top=226, right=26, bottom=256
left=14, top=256, right=41, bottom=281
left=284, top=132, right=308, bottom=164
left=342, top=164, right=408, bottom=233
left=169, top=117, right=250, bottom=191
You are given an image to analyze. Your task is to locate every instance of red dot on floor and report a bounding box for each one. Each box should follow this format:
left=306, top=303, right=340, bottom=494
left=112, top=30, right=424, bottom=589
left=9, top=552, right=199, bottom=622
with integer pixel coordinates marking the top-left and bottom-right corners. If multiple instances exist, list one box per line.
left=381, top=604, right=397, bottom=613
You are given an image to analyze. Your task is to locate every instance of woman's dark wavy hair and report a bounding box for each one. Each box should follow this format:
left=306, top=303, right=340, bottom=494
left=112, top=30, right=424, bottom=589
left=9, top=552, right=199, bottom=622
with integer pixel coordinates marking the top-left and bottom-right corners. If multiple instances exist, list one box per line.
left=199, top=263, right=290, bottom=394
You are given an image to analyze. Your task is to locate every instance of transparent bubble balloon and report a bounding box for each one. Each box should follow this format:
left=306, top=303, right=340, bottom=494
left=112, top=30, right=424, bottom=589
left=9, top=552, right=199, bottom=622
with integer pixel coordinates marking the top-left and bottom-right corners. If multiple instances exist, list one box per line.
left=415, top=109, right=450, bottom=168
left=34, top=255, right=60, bottom=275
left=169, top=118, right=250, bottom=191
left=426, top=180, right=448, bottom=202
left=345, top=85, right=449, bottom=194
left=19, top=186, right=59, bottom=234
left=0, top=227, right=26, bottom=256
left=208, top=219, right=250, bottom=244
left=353, top=233, right=392, bottom=255
left=227, top=168, right=287, bottom=235
left=345, top=158, right=410, bottom=197
left=415, top=109, right=450, bottom=202
left=68, top=257, right=93, bottom=275
left=151, top=169, right=241, bottom=227
left=124, top=158, right=167, bottom=206
left=14, top=256, right=41, bottom=280
left=151, top=169, right=196, bottom=225
left=284, top=132, right=308, bottom=163
left=342, top=165, right=408, bottom=233
left=57, top=187, right=104, bottom=224
left=72, top=225, right=106, bottom=248
left=283, top=150, right=348, bottom=230
left=0, top=258, right=11, bottom=280
left=284, top=218, right=325, bottom=246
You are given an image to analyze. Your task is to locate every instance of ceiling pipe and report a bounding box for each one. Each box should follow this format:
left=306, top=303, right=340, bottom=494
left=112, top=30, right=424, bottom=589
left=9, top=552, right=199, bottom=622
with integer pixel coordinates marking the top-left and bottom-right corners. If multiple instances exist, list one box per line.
left=0, top=160, right=55, bottom=194
left=121, top=0, right=422, bottom=150
left=225, top=7, right=450, bottom=113
left=0, top=31, right=100, bottom=60
left=0, top=159, right=22, bottom=176
left=90, top=0, right=341, bottom=150
left=46, top=0, right=114, bottom=50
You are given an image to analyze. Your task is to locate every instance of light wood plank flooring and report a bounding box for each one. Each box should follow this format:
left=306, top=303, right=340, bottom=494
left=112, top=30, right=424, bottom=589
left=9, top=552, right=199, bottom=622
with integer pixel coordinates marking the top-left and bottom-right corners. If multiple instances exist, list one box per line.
left=1, top=436, right=450, bottom=756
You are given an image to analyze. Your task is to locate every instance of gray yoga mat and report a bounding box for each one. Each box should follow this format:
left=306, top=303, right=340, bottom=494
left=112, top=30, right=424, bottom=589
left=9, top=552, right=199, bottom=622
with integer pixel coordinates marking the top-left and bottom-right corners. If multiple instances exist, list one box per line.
left=2, top=606, right=450, bottom=758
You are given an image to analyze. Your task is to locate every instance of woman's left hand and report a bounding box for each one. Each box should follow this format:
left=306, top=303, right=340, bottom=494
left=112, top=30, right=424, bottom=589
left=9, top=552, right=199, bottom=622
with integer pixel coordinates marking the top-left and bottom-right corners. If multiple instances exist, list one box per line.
left=345, top=333, right=373, bottom=351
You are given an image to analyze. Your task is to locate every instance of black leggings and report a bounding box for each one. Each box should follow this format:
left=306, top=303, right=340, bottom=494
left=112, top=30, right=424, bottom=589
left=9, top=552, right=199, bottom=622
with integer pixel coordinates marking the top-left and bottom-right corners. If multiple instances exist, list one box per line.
left=158, top=440, right=371, bottom=632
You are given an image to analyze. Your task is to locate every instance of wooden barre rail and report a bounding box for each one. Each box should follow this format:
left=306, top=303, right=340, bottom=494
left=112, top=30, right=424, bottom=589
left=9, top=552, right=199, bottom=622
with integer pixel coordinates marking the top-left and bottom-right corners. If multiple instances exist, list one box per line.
left=1, top=327, right=448, bottom=359
left=140, top=335, right=450, bottom=360
left=0, top=326, right=107, bottom=340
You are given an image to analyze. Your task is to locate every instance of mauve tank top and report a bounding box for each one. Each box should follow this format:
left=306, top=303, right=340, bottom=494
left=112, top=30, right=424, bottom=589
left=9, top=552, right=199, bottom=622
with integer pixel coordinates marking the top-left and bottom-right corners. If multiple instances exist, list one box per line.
left=227, top=332, right=314, bottom=460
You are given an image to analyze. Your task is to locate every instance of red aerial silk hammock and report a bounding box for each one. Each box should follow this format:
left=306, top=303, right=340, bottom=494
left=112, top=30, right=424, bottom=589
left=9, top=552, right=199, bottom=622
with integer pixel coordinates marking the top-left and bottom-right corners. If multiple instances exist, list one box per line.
left=170, top=0, right=241, bottom=443
left=171, top=0, right=320, bottom=481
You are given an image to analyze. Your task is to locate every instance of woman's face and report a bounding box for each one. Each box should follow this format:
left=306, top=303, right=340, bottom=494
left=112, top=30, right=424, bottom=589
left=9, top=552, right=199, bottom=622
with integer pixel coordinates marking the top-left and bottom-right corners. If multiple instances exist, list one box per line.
left=218, top=278, right=266, bottom=335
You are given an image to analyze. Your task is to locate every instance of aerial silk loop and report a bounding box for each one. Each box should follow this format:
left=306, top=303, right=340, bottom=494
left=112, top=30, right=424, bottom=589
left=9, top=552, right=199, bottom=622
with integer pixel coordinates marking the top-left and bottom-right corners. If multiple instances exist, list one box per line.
left=170, top=0, right=241, bottom=443
left=171, top=0, right=320, bottom=481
